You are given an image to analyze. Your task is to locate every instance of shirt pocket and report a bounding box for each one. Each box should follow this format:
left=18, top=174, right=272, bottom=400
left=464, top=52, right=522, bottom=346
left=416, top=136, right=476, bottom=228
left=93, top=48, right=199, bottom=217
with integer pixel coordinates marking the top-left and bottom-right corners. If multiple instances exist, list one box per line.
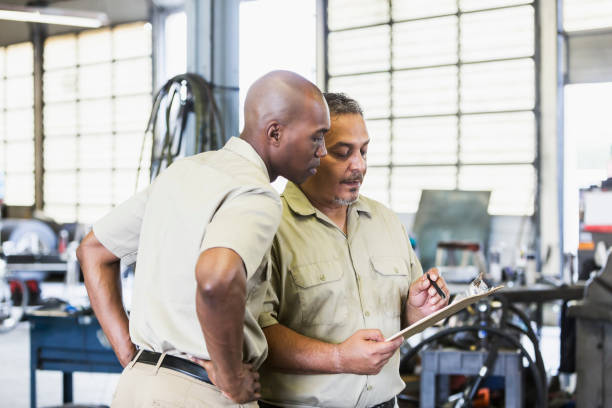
left=289, top=259, right=348, bottom=327
left=370, top=256, right=411, bottom=318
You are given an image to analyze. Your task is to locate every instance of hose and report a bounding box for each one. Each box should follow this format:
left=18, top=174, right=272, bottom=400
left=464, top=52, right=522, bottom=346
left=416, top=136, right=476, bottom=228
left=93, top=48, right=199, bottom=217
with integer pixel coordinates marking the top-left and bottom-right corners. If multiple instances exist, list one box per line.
left=136, top=73, right=226, bottom=188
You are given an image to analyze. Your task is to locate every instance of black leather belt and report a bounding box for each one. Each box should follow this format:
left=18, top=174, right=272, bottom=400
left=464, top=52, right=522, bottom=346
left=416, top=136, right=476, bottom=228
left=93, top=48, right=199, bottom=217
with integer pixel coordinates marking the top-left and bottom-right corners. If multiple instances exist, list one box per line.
left=258, top=396, right=396, bottom=408
left=370, top=396, right=396, bottom=408
left=135, top=350, right=212, bottom=385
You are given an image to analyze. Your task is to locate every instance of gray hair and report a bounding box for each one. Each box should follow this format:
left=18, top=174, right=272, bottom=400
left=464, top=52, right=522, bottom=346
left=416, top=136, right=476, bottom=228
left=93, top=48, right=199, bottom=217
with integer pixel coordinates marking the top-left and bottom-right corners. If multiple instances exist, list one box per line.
left=323, top=92, right=363, bottom=117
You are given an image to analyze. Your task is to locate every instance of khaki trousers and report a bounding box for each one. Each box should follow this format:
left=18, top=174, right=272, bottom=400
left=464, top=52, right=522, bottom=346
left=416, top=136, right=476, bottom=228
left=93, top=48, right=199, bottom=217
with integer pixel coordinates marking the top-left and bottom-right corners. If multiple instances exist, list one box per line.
left=111, top=358, right=258, bottom=408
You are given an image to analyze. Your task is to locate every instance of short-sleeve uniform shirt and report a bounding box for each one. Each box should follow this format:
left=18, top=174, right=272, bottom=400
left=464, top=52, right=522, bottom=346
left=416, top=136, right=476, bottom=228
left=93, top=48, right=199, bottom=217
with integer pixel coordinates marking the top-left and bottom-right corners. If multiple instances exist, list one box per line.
left=93, top=137, right=281, bottom=368
left=259, top=181, right=423, bottom=408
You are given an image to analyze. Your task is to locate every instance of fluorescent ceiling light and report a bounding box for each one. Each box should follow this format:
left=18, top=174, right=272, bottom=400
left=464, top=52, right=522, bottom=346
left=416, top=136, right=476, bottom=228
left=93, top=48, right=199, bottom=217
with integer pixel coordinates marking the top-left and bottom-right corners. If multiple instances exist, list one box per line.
left=0, top=3, right=109, bottom=28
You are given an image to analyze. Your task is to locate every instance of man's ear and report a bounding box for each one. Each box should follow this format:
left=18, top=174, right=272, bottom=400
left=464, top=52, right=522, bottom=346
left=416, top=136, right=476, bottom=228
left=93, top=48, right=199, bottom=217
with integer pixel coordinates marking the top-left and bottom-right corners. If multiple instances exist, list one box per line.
left=266, top=123, right=281, bottom=146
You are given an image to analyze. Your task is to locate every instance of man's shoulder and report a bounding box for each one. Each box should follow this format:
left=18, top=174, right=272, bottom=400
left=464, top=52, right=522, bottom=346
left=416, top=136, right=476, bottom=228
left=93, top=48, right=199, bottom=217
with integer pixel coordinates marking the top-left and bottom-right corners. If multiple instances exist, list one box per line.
left=164, top=150, right=273, bottom=190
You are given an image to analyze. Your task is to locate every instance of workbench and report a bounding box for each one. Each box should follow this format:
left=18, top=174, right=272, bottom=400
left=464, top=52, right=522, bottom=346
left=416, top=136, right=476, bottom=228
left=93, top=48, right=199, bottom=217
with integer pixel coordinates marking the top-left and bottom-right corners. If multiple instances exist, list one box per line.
left=28, top=314, right=123, bottom=408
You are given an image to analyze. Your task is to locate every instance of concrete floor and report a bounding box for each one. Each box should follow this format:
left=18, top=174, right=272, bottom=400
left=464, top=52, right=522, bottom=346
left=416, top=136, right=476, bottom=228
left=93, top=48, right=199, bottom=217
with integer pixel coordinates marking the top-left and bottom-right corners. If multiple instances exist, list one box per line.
left=0, top=321, right=119, bottom=408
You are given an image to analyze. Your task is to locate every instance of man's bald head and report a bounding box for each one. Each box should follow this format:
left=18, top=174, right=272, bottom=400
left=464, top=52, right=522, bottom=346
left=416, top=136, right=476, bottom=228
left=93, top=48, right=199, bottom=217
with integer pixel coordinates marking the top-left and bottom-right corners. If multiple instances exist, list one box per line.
left=243, top=70, right=325, bottom=132
left=240, top=71, right=330, bottom=184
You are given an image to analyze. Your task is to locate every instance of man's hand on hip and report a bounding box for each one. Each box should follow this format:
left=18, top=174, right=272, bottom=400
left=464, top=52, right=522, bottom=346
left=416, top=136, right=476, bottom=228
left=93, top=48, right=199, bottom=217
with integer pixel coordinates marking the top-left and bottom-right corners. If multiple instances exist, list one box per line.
left=117, top=341, right=137, bottom=367
left=335, top=329, right=403, bottom=375
left=192, top=358, right=261, bottom=403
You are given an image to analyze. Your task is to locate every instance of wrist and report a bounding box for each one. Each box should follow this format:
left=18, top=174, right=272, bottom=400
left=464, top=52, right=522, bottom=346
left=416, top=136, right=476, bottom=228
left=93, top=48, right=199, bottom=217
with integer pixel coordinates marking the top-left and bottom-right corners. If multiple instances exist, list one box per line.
left=117, top=343, right=136, bottom=367
left=332, top=343, right=345, bottom=374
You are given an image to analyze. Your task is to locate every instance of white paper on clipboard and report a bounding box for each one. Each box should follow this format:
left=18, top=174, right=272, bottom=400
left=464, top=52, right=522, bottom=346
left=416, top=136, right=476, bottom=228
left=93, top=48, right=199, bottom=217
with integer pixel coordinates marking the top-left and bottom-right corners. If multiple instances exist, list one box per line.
left=385, top=286, right=504, bottom=342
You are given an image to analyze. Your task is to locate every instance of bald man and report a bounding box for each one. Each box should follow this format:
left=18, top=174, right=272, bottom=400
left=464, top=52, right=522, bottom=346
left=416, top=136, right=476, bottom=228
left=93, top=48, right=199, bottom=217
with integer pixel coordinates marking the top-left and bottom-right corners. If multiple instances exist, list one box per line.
left=77, top=71, right=330, bottom=407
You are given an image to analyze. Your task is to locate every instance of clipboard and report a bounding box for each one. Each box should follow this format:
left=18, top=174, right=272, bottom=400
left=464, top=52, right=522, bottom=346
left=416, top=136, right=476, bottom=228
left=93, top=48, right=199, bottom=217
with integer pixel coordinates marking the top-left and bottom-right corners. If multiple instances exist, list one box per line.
left=385, top=285, right=504, bottom=342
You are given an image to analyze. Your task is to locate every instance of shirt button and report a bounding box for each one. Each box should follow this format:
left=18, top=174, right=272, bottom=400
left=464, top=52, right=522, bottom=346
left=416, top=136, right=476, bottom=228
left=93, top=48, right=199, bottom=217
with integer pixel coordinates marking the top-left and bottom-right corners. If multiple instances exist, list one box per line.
left=367, top=385, right=373, bottom=391
left=319, top=274, right=326, bottom=281
left=365, top=311, right=370, bottom=317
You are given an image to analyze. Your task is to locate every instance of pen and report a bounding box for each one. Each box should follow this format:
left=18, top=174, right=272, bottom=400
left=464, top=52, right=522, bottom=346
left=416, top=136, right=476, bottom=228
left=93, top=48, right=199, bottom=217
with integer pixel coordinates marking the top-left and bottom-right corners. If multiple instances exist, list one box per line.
left=427, top=273, right=446, bottom=299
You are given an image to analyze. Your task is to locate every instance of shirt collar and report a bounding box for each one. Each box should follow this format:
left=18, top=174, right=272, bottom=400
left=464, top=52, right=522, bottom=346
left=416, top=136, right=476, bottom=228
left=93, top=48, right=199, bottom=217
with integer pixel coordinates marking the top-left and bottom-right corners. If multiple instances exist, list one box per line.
left=282, top=181, right=372, bottom=217
left=223, top=137, right=270, bottom=181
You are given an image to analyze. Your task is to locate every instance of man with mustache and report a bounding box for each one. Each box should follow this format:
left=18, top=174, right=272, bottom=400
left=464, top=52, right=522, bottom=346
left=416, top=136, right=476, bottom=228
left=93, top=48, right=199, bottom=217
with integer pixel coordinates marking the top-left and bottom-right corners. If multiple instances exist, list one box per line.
left=257, top=93, right=449, bottom=408
left=77, top=71, right=330, bottom=407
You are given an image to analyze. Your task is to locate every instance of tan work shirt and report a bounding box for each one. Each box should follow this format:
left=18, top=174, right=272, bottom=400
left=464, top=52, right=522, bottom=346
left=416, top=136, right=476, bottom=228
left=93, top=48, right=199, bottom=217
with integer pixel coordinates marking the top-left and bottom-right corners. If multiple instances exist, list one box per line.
left=93, top=137, right=281, bottom=369
left=259, top=182, right=423, bottom=408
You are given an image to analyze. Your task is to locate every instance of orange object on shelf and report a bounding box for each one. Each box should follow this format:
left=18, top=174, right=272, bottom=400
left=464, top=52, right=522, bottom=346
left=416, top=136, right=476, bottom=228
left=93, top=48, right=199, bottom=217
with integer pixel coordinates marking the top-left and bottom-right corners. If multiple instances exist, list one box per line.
left=472, top=388, right=490, bottom=408
left=578, top=241, right=595, bottom=251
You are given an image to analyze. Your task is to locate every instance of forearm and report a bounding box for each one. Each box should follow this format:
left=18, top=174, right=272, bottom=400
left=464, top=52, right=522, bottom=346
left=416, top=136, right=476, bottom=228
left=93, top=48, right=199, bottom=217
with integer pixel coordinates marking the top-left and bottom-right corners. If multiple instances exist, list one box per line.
left=195, top=256, right=247, bottom=381
left=263, top=324, right=341, bottom=374
left=78, top=233, right=134, bottom=367
left=84, top=262, right=134, bottom=364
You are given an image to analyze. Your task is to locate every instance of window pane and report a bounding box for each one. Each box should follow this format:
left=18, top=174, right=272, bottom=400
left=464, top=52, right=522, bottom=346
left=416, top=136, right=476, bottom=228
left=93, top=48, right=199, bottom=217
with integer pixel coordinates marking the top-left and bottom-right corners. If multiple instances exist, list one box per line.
left=44, top=172, right=77, bottom=203
left=113, top=58, right=152, bottom=95
left=460, top=58, right=534, bottom=112
left=79, top=99, right=113, bottom=135
left=6, top=42, right=33, bottom=77
left=393, top=66, right=458, bottom=116
left=44, top=136, right=77, bottom=170
left=79, top=134, right=113, bottom=170
left=112, top=23, right=152, bottom=59
left=115, top=132, right=149, bottom=170
left=44, top=102, right=77, bottom=137
left=460, top=6, right=534, bottom=62
left=44, top=34, right=77, bottom=70
left=5, top=172, right=34, bottom=205
left=78, top=171, right=112, bottom=205
left=563, top=0, right=612, bottom=31
left=392, top=0, right=457, bottom=20
left=460, top=112, right=535, bottom=163
left=328, top=0, right=389, bottom=31
left=114, top=95, right=151, bottom=132
left=393, top=117, right=458, bottom=165
left=79, top=63, right=112, bottom=99
left=458, top=164, right=535, bottom=215
left=78, top=204, right=112, bottom=225
left=328, top=73, right=390, bottom=119
left=114, top=170, right=138, bottom=203
left=44, top=204, right=77, bottom=223
left=460, top=0, right=533, bottom=12
left=78, top=28, right=112, bottom=64
left=391, top=166, right=457, bottom=213
left=6, top=140, right=33, bottom=172
left=361, top=167, right=389, bottom=207
left=43, top=68, right=77, bottom=103
left=0, top=80, right=5, bottom=110
left=5, top=76, right=33, bottom=108
left=328, top=25, right=390, bottom=76
left=393, top=16, right=458, bottom=69
left=365, top=119, right=390, bottom=166
left=6, top=109, right=33, bottom=140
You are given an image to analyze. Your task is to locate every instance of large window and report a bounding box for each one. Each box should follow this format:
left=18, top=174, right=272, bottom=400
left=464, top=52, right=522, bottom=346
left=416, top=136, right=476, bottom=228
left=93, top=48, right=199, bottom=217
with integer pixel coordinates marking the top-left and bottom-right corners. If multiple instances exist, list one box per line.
left=42, top=22, right=152, bottom=223
left=326, top=0, right=537, bottom=215
left=562, top=0, right=612, bottom=251
left=0, top=42, right=35, bottom=206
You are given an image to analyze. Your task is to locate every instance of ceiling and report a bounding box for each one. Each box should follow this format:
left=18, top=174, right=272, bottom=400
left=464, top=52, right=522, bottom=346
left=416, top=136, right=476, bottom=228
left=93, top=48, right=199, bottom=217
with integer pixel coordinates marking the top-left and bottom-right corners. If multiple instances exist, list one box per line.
left=0, top=0, right=153, bottom=46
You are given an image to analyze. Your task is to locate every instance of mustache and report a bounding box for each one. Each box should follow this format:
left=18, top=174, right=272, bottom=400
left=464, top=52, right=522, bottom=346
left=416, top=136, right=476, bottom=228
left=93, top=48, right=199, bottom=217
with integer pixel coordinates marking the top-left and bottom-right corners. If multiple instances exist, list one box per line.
left=341, top=172, right=363, bottom=183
